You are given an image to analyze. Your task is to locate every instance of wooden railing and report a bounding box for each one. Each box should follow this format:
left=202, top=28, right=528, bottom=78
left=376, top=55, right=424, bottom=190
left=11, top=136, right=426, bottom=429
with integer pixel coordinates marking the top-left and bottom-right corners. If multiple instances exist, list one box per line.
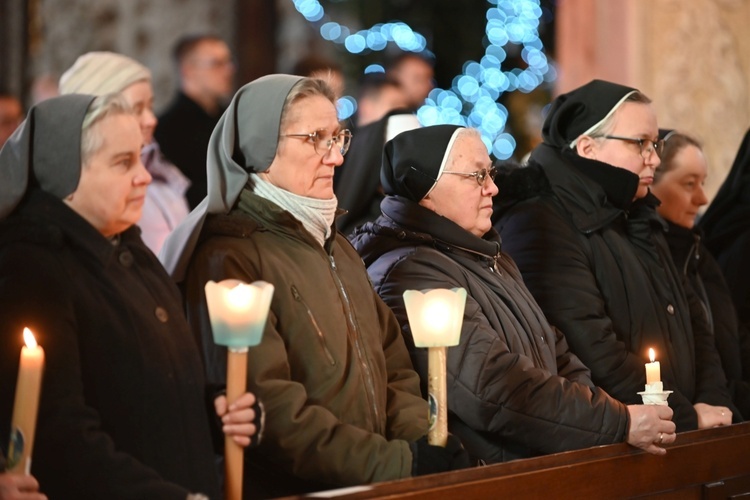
left=288, top=422, right=750, bottom=499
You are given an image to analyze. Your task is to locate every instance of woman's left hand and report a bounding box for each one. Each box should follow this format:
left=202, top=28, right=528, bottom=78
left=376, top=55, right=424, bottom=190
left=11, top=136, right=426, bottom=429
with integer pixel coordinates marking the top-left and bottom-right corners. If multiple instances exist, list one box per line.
left=214, top=392, right=259, bottom=447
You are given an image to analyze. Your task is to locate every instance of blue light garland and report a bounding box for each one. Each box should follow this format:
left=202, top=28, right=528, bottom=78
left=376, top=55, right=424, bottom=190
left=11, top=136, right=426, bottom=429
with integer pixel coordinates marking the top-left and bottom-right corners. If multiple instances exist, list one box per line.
left=291, top=0, right=554, bottom=159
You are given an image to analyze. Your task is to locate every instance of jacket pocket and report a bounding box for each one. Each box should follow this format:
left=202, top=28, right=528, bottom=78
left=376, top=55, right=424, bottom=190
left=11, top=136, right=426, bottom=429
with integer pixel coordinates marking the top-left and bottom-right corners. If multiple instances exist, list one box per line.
left=291, top=285, right=336, bottom=366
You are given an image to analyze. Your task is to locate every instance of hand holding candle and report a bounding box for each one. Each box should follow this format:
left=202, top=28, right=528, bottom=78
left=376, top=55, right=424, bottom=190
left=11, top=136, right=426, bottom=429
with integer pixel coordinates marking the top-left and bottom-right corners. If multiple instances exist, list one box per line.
left=8, top=328, right=45, bottom=474
left=403, top=288, right=466, bottom=447
left=205, top=279, right=274, bottom=500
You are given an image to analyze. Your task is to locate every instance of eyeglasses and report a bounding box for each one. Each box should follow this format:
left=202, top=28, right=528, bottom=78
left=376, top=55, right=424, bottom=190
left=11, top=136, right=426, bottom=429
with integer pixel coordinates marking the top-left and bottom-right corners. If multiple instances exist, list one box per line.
left=442, top=166, right=498, bottom=186
left=282, top=129, right=353, bottom=157
left=601, top=135, right=665, bottom=159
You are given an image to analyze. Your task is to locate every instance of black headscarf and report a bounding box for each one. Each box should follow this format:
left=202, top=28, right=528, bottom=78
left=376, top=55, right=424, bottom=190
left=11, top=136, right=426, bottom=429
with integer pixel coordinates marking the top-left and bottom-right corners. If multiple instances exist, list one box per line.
left=0, top=94, right=95, bottom=219
left=698, top=127, right=750, bottom=254
left=381, top=124, right=463, bottom=202
left=542, top=79, right=638, bottom=149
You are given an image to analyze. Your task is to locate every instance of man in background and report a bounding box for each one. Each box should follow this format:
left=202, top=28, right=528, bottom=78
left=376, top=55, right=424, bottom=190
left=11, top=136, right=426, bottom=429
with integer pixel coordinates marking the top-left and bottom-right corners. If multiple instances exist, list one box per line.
left=386, top=52, right=434, bottom=111
left=155, top=34, right=235, bottom=208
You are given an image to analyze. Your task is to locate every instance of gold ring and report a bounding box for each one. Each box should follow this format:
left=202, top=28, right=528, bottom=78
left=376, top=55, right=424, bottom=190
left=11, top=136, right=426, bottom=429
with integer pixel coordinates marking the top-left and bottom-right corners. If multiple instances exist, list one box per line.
left=721, top=411, right=726, bottom=416
left=658, top=433, right=663, bottom=444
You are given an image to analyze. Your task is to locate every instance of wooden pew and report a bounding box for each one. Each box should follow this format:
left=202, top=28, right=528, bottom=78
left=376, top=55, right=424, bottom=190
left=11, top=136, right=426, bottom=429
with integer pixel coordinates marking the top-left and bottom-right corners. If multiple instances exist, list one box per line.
left=288, top=422, right=750, bottom=499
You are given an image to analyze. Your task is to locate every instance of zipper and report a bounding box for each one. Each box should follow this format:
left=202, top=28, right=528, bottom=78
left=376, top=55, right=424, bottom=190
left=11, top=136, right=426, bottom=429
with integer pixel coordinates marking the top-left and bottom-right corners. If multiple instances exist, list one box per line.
left=328, top=254, right=382, bottom=433
left=291, top=285, right=336, bottom=366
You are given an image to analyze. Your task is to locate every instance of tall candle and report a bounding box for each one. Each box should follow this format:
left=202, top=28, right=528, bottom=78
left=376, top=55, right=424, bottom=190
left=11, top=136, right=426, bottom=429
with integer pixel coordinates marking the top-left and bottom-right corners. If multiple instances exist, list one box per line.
left=645, top=348, right=661, bottom=385
left=8, top=328, right=45, bottom=474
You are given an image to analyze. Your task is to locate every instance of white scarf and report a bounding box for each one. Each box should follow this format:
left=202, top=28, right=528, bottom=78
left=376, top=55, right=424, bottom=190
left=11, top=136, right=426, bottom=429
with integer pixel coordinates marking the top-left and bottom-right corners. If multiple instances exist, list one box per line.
left=251, top=174, right=338, bottom=247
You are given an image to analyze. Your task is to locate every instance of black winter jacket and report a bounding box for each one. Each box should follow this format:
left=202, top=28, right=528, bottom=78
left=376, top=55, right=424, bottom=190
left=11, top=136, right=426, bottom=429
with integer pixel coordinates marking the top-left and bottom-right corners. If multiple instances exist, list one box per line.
left=351, top=195, right=629, bottom=463
left=493, top=145, right=734, bottom=431
left=663, top=221, right=750, bottom=419
left=0, top=190, right=220, bottom=499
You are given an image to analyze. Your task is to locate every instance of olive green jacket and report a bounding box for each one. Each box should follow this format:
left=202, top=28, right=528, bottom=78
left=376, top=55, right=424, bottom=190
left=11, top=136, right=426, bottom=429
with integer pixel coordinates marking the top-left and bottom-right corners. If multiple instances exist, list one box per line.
left=184, top=190, right=428, bottom=497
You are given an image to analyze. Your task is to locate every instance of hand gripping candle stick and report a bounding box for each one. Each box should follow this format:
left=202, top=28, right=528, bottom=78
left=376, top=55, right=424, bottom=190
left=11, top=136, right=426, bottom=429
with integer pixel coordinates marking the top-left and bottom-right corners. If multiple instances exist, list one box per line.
left=403, top=288, right=466, bottom=446
left=205, top=279, right=274, bottom=500
left=8, top=328, right=45, bottom=474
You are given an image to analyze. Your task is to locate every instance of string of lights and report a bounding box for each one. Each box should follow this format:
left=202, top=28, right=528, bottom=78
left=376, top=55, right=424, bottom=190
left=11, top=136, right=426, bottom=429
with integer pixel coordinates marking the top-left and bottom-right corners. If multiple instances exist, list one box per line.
left=291, top=0, right=555, bottom=159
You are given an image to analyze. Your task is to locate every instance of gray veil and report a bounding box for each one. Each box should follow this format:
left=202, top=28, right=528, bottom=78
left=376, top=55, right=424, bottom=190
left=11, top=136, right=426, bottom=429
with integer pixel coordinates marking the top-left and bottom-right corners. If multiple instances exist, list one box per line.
left=0, top=94, right=95, bottom=219
left=159, top=74, right=304, bottom=281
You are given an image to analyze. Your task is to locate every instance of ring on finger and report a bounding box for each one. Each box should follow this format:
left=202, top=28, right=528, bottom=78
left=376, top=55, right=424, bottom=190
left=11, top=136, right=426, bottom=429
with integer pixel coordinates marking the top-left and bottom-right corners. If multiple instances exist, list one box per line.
left=657, top=432, right=663, bottom=444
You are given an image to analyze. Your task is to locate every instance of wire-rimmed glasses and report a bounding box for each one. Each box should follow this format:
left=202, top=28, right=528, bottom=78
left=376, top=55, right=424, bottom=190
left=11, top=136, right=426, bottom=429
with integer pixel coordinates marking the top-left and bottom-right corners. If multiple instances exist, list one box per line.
left=601, top=135, right=665, bottom=159
left=442, top=166, right=498, bottom=186
left=282, top=129, right=353, bottom=156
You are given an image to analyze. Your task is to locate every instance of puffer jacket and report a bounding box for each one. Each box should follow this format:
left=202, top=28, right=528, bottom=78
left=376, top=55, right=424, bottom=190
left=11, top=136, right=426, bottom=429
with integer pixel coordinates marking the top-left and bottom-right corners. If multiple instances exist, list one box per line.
left=664, top=221, right=750, bottom=419
left=493, top=144, right=735, bottom=431
left=351, top=195, right=629, bottom=463
left=183, top=189, right=428, bottom=498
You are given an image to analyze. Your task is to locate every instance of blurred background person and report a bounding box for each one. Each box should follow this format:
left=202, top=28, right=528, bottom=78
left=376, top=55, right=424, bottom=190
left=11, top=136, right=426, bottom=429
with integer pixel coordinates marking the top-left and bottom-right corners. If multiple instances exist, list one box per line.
left=60, top=51, right=190, bottom=254
left=335, top=72, right=418, bottom=236
left=385, top=51, right=435, bottom=111
left=0, top=93, right=23, bottom=148
left=653, top=129, right=750, bottom=420
left=155, top=34, right=235, bottom=209
left=292, top=54, right=345, bottom=99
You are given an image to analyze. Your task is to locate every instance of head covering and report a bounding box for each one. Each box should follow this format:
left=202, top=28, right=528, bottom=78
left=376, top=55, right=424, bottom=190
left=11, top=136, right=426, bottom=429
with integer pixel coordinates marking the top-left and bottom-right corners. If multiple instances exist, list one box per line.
left=542, top=79, right=638, bottom=149
left=659, top=128, right=677, bottom=143
left=159, top=74, right=304, bottom=280
left=699, top=127, right=750, bottom=255
left=0, top=94, right=95, bottom=219
left=59, top=51, right=151, bottom=95
left=381, top=124, right=463, bottom=202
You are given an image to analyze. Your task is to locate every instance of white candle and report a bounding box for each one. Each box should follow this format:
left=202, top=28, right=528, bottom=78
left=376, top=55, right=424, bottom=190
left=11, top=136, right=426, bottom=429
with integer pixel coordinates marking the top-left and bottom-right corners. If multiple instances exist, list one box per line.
left=645, top=348, right=661, bottom=385
left=8, top=328, right=45, bottom=474
left=403, top=288, right=467, bottom=447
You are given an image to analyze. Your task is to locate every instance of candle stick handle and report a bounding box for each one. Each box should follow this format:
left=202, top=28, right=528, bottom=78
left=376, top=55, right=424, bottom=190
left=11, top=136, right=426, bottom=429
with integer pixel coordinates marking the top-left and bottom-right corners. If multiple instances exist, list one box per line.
left=427, top=346, right=448, bottom=447
left=225, top=348, right=248, bottom=500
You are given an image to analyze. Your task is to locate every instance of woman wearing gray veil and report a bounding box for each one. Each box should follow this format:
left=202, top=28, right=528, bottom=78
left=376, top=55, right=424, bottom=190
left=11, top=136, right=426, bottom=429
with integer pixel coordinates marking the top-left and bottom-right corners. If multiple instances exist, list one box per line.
left=161, top=74, right=469, bottom=497
left=0, top=94, right=257, bottom=499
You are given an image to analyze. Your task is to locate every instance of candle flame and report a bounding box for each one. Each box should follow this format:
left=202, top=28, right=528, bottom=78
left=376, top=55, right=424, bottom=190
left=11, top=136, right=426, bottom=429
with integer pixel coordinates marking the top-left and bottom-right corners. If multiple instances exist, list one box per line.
left=23, top=327, right=38, bottom=349
left=226, top=284, right=253, bottom=311
left=648, top=348, right=655, bottom=363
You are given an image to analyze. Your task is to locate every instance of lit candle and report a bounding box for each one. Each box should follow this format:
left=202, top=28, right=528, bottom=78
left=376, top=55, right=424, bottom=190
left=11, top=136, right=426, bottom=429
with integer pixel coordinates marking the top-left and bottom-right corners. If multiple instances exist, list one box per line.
left=205, top=279, right=274, bottom=500
left=403, top=288, right=466, bottom=447
left=8, top=328, right=45, bottom=474
left=645, top=348, right=661, bottom=385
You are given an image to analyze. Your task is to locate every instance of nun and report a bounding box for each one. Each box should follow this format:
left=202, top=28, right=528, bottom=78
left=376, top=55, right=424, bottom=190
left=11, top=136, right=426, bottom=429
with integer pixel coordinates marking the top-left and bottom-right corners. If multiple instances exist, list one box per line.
left=160, top=74, right=468, bottom=498
left=351, top=124, right=675, bottom=463
left=59, top=51, right=191, bottom=255
left=0, top=94, right=256, bottom=499
left=492, top=79, right=737, bottom=432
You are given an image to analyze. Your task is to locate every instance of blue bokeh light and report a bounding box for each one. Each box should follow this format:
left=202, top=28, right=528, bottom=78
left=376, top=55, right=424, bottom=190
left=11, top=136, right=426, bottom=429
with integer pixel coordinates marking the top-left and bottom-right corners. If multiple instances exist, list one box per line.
left=292, top=0, right=552, bottom=159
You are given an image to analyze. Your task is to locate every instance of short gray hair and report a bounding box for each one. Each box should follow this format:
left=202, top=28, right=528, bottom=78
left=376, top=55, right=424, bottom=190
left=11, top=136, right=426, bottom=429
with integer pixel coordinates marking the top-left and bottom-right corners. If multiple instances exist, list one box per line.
left=279, top=78, right=337, bottom=132
left=80, top=93, right=134, bottom=166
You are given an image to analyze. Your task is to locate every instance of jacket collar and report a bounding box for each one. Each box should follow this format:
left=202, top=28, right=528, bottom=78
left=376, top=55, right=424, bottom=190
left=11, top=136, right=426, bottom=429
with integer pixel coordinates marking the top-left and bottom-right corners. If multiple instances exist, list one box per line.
left=10, top=189, right=135, bottom=266
left=531, top=144, right=639, bottom=233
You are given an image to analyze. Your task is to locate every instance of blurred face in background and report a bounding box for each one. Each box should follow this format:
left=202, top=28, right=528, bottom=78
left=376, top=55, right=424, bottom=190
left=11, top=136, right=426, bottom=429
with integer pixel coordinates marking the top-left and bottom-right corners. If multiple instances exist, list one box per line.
left=389, top=56, right=434, bottom=109
left=183, top=39, right=235, bottom=102
left=651, top=143, right=709, bottom=228
left=120, top=80, right=157, bottom=144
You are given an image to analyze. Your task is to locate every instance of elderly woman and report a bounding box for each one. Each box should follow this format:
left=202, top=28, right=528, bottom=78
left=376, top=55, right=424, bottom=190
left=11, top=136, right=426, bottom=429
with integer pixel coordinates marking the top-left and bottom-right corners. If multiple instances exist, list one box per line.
left=651, top=130, right=750, bottom=419
left=59, top=51, right=190, bottom=254
left=161, top=74, right=468, bottom=498
left=0, top=94, right=256, bottom=499
left=352, top=124, right=675, bottom=463
left=493, top=80, right=736, bottom=432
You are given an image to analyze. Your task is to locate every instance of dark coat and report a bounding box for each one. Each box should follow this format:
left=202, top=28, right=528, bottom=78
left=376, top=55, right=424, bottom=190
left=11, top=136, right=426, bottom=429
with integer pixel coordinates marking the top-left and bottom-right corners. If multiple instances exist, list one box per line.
left=492, top=145, right=735, bottom=431
left=351, top=195, right=629, bottom=463
left=664, top=221, right=750, bottom=419
left=155, top=91, right=223, bottom=209
left=183, top=190, right=427, bottom=498
left=700, top=128, right=750, bottom=342
left=0, top=190, right=220, bottom=499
